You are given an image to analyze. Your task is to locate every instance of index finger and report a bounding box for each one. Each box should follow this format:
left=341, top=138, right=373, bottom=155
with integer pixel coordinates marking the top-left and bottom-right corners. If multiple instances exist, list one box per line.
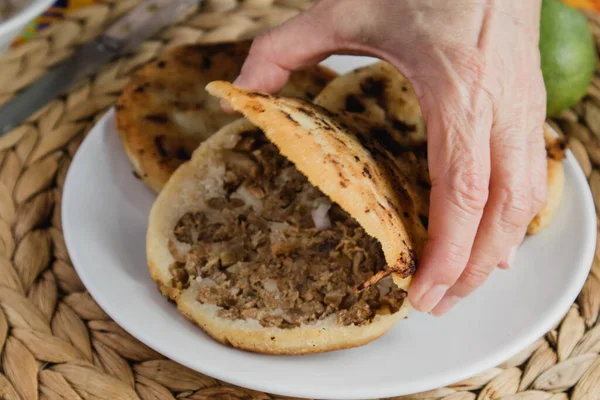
left=232, top=1, right=339, bottom=93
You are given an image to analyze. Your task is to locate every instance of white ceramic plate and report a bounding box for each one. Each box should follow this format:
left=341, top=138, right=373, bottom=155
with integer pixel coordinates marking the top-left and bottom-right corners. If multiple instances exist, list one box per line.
left=63, top=56, right=597, bottom=400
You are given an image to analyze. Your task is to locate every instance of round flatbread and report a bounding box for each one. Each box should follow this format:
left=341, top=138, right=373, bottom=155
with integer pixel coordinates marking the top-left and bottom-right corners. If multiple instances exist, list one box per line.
left=315, top=60, right=565, bottom=236
left=146, top=117, right=411, bottom=354
left=314, top=61, right=427, bottom=148
left=116, top=40, right=338, bottom=193
left=205, top=81, right=430, bottom=292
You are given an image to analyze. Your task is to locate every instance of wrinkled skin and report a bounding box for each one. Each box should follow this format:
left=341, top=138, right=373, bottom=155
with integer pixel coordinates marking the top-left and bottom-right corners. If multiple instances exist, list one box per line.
left=230, top=0, right=547, bottom=316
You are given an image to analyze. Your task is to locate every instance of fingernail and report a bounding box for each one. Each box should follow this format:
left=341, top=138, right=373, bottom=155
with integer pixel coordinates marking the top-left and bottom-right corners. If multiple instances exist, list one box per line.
left=430, top=295, right=461, bottom=316
left=499, top=247, right=517, bottom=269
left=416, top=284, right=449, bottom=313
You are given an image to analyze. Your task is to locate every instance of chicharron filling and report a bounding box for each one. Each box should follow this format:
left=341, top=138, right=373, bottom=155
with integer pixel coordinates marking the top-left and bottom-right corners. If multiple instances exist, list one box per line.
left=169, top=129, right=406, bottom=329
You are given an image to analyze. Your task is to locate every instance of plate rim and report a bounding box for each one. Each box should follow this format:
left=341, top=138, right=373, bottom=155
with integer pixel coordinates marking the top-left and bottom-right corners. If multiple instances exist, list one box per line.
left=63, top=107, right=597, bottom=400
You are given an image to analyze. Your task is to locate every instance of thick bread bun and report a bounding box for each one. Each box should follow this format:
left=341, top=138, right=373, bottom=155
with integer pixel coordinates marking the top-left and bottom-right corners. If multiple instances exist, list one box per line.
left=147, top=117, right=411, bottom=354
left=205, top=82, right=429, bottom=291
left=116, top=40, right=337, bottom=193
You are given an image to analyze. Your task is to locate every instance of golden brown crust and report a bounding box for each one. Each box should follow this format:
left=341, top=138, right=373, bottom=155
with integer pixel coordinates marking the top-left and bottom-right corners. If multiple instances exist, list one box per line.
left=314, top=61, right=426, bottom=148
left=314, top=60, right=565, bottom=237
left=116, top=41, right=338, bottom=193
left=527, top=125, right=567, bottom=235
left=146, top=117, right=412, bottom=354
left=545, top=126, right=568, bottom=162
left=205, top=81, right=429, bottom=290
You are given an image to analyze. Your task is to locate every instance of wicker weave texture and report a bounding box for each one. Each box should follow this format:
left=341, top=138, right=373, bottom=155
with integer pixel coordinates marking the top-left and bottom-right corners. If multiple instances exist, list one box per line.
left=0, top=1, right=599, bottom=399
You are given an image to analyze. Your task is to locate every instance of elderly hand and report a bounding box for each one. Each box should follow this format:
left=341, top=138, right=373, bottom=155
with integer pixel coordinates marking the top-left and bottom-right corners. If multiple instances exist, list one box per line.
left=231, top=0, right=548, bottom=316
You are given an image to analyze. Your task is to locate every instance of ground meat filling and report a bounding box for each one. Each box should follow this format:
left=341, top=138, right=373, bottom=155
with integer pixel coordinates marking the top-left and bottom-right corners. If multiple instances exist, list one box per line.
left=169, top=129, right=406, bottom=329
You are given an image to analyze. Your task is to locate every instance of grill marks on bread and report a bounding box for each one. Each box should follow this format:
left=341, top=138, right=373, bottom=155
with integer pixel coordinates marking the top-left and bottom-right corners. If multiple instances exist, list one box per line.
left=315, top=62, right=426, bottom=149
left=115, top=40, right=337, bottom=193
left=206, top=81, right=429, bottom=290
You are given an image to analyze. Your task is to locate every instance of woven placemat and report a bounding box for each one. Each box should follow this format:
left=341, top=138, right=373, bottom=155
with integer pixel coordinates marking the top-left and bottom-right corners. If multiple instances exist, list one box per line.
left=0, top=1, right=599, bottom=399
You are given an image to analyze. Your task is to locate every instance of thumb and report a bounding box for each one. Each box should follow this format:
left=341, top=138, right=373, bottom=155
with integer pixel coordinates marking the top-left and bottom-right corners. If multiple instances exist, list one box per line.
left=233, top=1, right=339, bottom=93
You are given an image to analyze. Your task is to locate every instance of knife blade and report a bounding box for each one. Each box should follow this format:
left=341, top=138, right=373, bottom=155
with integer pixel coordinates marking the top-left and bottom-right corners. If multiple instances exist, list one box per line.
left=0, top=0, right=201, bottom=135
